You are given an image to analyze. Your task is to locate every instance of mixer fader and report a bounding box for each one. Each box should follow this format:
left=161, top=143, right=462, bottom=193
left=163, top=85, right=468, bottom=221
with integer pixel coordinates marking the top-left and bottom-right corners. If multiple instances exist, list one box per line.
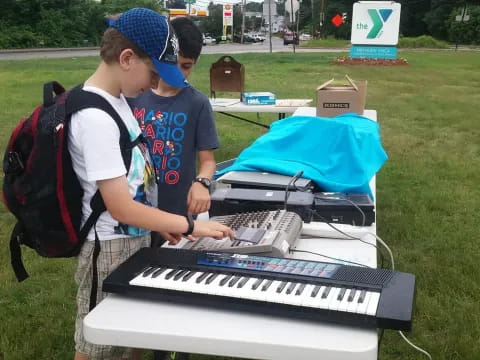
left=182, top=210, right=302, bottom=257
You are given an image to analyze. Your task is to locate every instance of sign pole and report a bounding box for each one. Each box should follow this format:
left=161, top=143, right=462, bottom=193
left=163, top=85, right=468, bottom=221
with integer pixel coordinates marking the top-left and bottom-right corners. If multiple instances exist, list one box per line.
left=268, top=0, right=272, bottom=53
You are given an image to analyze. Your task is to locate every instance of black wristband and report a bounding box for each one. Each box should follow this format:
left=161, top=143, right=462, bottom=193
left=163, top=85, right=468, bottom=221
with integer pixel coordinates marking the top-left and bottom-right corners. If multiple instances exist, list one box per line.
left=182, top=214, right=194, bottom=236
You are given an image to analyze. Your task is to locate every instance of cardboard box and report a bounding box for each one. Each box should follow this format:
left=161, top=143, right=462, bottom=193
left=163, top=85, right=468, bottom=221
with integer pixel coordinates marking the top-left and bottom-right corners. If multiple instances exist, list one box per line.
left=316, top=75, right=367, bottom=117
left=242, top=92, right=276, bottom=105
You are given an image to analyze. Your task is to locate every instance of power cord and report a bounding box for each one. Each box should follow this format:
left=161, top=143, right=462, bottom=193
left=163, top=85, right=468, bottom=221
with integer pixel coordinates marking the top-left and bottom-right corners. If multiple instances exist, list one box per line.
left=305, top=210, right=431, bottom=359
left=309, top=209, right=386, bottom=268
left=399, top=331, right=432, bottom=359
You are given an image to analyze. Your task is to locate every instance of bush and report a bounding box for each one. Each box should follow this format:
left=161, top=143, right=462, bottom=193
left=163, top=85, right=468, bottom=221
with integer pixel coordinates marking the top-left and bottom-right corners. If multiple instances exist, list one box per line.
left=0, top=25, right=42, bottom=48
left=397, top=35, right=449, bottom=48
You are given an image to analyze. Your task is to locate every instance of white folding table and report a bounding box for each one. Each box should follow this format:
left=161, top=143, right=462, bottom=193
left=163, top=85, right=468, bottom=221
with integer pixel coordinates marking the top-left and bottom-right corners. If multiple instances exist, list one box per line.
left=84, top=110, right=380, bottom=360
left=210, top=98, right=312, bottom=129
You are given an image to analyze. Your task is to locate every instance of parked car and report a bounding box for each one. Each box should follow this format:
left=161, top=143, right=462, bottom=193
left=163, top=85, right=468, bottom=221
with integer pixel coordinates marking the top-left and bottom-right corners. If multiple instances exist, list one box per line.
left=233, top=34, right=256, bottom=43
left=250, top=33, right=265, bottom=42
left=283, top=31, right=299, bottom=45
left=299, top=33, right=312, bottom=41
left=202, top=35, right=214, bottom=45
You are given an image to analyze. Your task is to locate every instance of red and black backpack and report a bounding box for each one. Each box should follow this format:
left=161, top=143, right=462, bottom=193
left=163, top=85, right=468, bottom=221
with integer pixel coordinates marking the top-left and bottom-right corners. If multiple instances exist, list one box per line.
left=2, top=82, right=140, bottom=309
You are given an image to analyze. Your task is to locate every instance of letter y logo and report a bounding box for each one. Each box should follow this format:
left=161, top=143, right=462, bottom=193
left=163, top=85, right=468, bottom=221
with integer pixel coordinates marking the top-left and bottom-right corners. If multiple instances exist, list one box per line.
left=367, top=9, right=393, bottom=39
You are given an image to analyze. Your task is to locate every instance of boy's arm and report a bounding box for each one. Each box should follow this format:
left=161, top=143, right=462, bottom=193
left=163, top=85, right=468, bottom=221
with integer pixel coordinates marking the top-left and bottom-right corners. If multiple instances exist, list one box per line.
left=187, top=150, right=216, bottom=215
left=97, top=175, right=233, bottom=239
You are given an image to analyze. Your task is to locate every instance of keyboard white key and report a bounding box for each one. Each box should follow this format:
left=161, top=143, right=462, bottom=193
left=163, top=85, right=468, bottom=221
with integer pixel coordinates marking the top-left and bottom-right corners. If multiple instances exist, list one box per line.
left=356, top=291, right=372, bottom=315
left=300, top=284, right=320, bottom=307
left=346, top=290, right=361, bottom=313
left=366, top=292, right=380, bottom=316
left=337, top=289, right=352, bottom=312
left=262, top=280, right=284, bottom=304
left=327, top=287, right=343, bottom=311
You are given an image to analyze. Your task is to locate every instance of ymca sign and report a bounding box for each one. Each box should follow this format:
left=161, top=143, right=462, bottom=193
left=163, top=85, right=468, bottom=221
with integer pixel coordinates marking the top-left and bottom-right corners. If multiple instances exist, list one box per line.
left=351, top=2, right=401, bottom=45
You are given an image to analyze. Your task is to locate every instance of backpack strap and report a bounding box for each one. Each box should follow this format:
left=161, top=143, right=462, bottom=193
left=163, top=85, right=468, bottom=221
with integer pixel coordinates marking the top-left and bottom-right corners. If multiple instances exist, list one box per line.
left=65, top=85, right=141, bottom=311
left=66, top=85, right=137, bottom=230
left=43, top=81, right=66, bottom=107
left=10, top=222, right=29, bottom=282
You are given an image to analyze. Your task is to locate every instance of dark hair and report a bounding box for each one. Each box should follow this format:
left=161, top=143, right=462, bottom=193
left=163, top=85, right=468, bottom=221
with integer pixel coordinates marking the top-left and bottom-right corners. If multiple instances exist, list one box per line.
left=171, top=17, right=203, bottom=60
left=100, top=27, right=149, bottom=64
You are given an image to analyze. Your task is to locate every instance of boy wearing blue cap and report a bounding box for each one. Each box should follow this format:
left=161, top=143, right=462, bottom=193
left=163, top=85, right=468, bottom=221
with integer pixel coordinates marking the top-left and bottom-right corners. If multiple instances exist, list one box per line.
left=131, top=17, right=218, bottom=246
left=70, top=8, right=233, bottom=360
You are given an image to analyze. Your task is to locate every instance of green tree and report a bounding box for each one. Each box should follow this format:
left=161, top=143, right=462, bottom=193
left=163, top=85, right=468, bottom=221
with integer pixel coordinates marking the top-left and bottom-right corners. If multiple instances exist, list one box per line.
left=447, top=5, right=480, bottom=45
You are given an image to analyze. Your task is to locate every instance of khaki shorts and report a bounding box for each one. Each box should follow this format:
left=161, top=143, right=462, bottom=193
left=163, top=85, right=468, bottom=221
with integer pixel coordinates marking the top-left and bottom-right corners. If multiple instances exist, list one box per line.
left=74, top=234, right=151, bottom=359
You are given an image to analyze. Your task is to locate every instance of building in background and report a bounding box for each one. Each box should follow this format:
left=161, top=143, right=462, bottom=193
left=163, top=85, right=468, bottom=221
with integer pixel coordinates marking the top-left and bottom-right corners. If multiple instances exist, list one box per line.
left=262, top=0, right=285, bottom=33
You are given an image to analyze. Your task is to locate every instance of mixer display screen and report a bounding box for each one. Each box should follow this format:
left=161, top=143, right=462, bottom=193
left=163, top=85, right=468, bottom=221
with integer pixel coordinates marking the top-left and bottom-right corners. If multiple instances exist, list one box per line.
left=198, top=252, right=340, bottom=279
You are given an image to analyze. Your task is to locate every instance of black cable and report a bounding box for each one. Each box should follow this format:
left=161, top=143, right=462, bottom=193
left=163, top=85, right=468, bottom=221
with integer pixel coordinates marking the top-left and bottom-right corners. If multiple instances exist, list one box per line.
left=289, top=248, right=372, bottom=268
left=284, top=170, right=304, bottom=210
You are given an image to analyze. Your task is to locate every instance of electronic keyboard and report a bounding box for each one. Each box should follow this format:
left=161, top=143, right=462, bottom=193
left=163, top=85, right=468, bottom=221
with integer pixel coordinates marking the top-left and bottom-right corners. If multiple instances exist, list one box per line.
left=103, top=247, right=415, bottom=331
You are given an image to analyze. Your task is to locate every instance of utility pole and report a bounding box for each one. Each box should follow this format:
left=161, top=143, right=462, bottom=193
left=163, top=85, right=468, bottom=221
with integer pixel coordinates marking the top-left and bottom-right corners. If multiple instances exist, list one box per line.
left=268, top=0, right=272, bottom=53
left=310, top=0, right=314, bottom=36
left=290, top=0, right=295, bottom=53
left=241, top=0, right=246, bottom=44
left=320, top=0, right=325, bottom=38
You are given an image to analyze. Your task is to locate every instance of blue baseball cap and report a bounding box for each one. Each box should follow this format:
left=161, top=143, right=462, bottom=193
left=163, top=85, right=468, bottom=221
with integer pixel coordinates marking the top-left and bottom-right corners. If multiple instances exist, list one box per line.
left=110, top=8, right=189, bottom=88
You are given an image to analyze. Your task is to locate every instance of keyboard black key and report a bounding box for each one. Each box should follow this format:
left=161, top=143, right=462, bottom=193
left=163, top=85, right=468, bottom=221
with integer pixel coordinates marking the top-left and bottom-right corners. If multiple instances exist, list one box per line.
left=173, top=270, right=188, bottom=281
left=296, top=283, right=306, bottom=296
left=220, top=274, right=233, bottom=286
left=322, top=286, right=331, bottom=299
left=276, top=281, right=288, bottom=293
left=205, top=273, right=219, bottom=284
left=286, top=282, right=297, bottom=295
left=142, top=267, right=156, bottom=277
left=196, top=272, right=209, bottom=283
left=311, top=285, right=322, bottom=297
left=228, top=276, right=241, bottom=287
left=182, top=271, right=196, bottom=282
left=237, top=277, right=249, bottom=288
left=151, top=267, right=166, bottom=278
left=165, top=269, right=178, bottom=280
left=262, top=279, right=273, bottom=291
left=337, top=288, right=347, bottom=301
left=348, top=289, right=357, bottom=301
left=358, top=289, right=367, bottom=303
left=252, top=278, right=263, bottom=290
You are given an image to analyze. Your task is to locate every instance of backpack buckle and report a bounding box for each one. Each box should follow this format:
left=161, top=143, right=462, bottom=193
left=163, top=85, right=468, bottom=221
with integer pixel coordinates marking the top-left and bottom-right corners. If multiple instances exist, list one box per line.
left=5, top=152, right=25, bottom=175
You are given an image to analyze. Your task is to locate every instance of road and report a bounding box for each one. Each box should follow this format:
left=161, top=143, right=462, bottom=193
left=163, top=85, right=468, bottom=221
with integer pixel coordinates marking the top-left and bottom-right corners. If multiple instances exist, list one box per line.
left=0, top=38, right=346, bottom=60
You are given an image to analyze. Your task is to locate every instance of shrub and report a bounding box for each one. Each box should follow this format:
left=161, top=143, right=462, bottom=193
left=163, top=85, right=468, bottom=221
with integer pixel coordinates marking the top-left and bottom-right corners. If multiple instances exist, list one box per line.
left=0, top=25, right=42, bottom=48
left=397, top=35, right=449, bottom=48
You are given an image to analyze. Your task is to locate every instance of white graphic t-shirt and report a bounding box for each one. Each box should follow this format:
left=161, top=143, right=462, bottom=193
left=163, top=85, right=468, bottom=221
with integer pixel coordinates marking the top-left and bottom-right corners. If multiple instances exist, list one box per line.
left=68, top=86, right=156, bottom=241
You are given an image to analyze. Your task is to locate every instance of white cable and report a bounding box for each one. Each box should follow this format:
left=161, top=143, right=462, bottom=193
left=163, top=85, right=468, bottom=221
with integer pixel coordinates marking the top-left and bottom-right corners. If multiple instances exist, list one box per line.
left=398, top=331, right=433, bottom=359
left=367, top=231, right=394, bottom=271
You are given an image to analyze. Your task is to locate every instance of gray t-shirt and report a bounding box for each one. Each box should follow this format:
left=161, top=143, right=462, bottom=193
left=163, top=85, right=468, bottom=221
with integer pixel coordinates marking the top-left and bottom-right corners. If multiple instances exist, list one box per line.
left=131, top=87, right=219, bottom=215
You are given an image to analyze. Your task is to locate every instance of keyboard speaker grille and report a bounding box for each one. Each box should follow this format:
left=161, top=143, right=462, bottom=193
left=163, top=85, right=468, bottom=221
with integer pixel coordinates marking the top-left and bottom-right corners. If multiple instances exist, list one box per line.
left=332, top=267, right=393, bottom=286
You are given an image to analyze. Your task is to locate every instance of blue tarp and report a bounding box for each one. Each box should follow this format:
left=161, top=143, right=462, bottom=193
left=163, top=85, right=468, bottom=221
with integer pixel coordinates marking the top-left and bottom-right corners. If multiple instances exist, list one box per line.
left=216, top=114, right=388, bottom=198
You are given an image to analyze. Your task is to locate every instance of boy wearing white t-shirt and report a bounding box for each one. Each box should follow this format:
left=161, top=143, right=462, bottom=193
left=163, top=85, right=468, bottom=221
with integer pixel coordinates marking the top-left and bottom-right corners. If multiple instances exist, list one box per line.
left=68, top=8, right=233, bottom=360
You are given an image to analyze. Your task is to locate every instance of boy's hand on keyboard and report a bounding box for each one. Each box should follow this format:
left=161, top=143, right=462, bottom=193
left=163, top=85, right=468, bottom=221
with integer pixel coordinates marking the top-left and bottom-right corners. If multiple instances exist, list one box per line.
left=192, top=221, right=235, bottom=240
left=160, top=231, right=183, bottom=245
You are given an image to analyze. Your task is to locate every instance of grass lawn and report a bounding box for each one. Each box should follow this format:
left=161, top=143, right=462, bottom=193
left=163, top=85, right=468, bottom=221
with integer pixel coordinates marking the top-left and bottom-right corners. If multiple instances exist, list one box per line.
left=1, top=50, right=479, bottom=360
